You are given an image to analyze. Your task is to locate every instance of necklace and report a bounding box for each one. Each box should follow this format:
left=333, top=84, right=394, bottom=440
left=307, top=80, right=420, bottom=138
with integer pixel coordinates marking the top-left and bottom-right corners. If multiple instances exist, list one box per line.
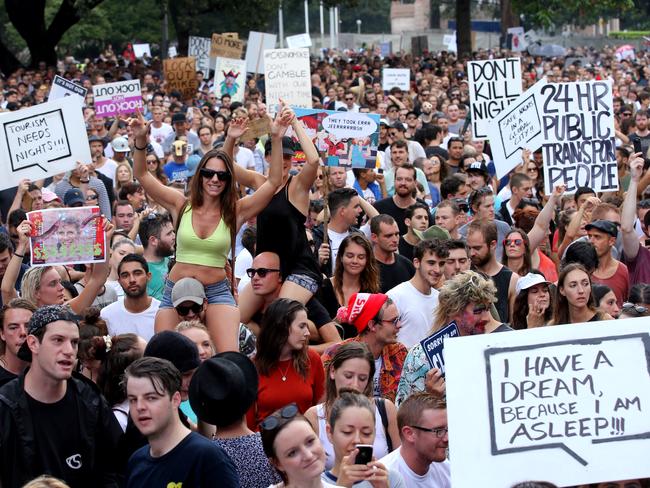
left=278, top=361, right=292, bottom=382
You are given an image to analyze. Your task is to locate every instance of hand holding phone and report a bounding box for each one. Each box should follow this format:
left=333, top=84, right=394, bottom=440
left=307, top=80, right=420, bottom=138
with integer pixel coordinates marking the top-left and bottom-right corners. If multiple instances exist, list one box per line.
left=354, top=444, right=373, bottom=465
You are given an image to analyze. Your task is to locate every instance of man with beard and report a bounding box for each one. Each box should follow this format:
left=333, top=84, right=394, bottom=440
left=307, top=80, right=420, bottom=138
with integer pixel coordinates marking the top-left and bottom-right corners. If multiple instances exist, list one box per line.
left=101, top=253, right=160, bottom=341
left=466, top=220, right=519, bottom=324
left=139, top=213, right=175, bottom=300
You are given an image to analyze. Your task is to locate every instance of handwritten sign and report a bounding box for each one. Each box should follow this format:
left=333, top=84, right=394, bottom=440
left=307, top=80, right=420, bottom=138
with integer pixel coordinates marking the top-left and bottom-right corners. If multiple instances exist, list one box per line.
left=245, top=32, right=278, bottom=74
left=49, top=75, right=87, bottom=103
left=210, top=33, right=244, bottom=59
left=468, top=58, right=522, bottom=140
left=541, top=81, right=618, bottom=195
left=264, top=48, right=312, bottom=114
left=163, top=57, right=198, bottom=100
left=188, top=36, right=212, bottom=75
left=93, top=79, right=143, bottom=118
left=419, top=322, right=460, bottom=376
left=132, top=43, right=151, bottom=58
left=28, top=206, right=106, bottom=266
left=382, top=68, right=410, bottom=92
left=241, top=116, right=272, bottom=141
left=286, top=33, right=312, bottom=49
left=214, top=57, right=246, bottom=103
left=445, top=318, right=650, bottom=488
left=0, top=97, right=90, bottom=190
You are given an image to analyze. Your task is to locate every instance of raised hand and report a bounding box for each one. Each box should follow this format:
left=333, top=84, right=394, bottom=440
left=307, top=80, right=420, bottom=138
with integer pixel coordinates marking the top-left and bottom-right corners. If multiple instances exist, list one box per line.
left=128, top=110, right=150, bottom=141
left=227, top=117, right=249, bottom=140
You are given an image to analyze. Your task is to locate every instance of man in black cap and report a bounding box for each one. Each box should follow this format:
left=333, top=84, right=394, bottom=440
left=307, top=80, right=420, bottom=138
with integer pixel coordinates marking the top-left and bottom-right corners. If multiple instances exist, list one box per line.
left=0, top=305, right=122, bottom=488
left=586, top=219, right=629, bottom=307
left=465, top=161, right=490, bottom=191
left=162, top=112, right=200, bottom=155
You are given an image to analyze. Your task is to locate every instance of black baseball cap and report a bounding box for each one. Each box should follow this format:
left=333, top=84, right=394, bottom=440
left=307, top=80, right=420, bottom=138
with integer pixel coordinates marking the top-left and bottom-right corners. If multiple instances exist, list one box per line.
left=585, top=219, right=618, bottom=238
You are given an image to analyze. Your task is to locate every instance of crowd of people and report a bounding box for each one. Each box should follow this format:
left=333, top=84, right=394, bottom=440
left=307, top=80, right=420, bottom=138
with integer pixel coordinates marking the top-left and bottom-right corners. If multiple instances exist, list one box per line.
left=0, top=41, right=648, bottom=488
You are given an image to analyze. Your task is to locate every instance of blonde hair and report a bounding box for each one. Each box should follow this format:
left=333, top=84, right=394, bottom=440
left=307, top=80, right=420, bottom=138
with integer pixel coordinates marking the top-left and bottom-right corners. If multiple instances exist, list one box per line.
left=115, top=162, right=134, bottom=192
left=22, top=475, right=71, bottom=488
left=20, top=266, right=55, bottom=306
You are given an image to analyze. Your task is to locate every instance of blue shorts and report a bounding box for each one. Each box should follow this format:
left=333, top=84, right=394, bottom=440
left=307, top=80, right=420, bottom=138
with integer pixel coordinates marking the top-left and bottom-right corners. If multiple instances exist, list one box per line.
left=160, top=278, right=237, bottom=309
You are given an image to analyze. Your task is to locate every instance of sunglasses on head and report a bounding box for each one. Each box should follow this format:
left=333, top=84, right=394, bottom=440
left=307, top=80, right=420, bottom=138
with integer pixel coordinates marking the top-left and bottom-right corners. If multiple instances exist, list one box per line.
left=175, top=302, right=203, bottom=316
left=246, top=267, right=281, bottom=278
left=504, top=238, right=523, bottom=246
left=261, top=404, right=299, bottom=431
left=199, top=168, right=231, bottom=181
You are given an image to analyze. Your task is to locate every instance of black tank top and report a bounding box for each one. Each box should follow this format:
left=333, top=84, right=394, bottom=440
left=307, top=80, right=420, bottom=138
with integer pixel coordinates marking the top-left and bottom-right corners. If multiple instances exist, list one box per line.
left=256, top=176, right=321, bottom=282
left=492, top=266, right=513, bottom=323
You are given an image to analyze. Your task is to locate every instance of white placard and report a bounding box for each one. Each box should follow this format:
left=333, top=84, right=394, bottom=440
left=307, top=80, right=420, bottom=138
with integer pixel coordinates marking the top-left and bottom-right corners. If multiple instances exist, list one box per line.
left=382, top=68, right=410, bottom=92
left=168, top=46, right=178, bottom=58
left=264, top=48, right=312, bottom=114
left=245, top=31, right=277, bottom=74
left=443, top=32, right=457, bottom=52
left=188, top=36, right=212, bottom=75
left=0, top=97, right=91, bottom=190
left=508, top=27, right=527, bottom=52
left=48, top=75, right=87, bottom=103
left=446, top=317, right=650, bottom=488
left=286, top=33, right=312, bottom=49
left=132, top=43, right=151, bottom=58
left=214, top=57, right=247, bottom=103
left=540, top=80, right=617, bottom=195
left=468, top=58, right=522, bottom=141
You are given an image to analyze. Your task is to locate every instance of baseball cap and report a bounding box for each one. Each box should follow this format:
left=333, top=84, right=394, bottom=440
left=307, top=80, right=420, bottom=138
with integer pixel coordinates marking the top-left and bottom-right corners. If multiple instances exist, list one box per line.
left=171, top=277, right=206, bottom=308
left=171, top=112, right=187, bottom=124
left=585, top=220, right=618, bottom=238
left=41, top=188, right=61, bottom=203
left=379, top=119, right=390, bottom=127
left=516, top=273, right=552, bottom=295
left=111, top=136, right=129, bottom=153
left=466, top=161, right=489, bottom=176
left=391, top=121, right=407, bottom=132
left=64, top=188, right=85, bottom=207
left=88, top=135, right=106, bottom=146
left=413, top=225, right=450, bottom=242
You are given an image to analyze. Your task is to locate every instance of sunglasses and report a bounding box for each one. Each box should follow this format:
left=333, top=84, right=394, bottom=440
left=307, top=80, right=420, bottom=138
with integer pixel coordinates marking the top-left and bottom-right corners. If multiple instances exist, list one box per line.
left=246, top=267, right=281, bottom=278
left=261, top=403, right=299, bottom=431
left=621, top=302, right=648, bottom=314
left=345, top=97, right=355, bottom=101
left=199, top=168, right=231, bottom=181
left=86, top=194, right=98, bottom=201
left=504, top=238, right=523, bottom=246
left=472, top=304, right=489, bottom=315
left=175, top=302, right=203, bottom=316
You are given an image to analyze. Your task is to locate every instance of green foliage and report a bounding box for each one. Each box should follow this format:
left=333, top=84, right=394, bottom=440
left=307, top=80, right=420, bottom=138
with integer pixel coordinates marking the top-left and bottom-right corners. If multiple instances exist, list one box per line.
left=515, top=0, right=634, bottom=29
left=609, top=30, right=650, bottom=38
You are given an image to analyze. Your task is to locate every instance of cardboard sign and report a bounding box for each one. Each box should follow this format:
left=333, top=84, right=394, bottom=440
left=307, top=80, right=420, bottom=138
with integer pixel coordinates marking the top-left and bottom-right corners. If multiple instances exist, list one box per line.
left=286, top=33, right=312, bottom=49
left=264, top=49, right=312, bottom=114
left=214, top=57, right=246, bottom=103
left=163, top=57, right=198, bottom=100
left=508, top=27, right=527, bottom=52
left=0, top=97, right=91, bottom=190
left=49, top=75, right=87, bottom=102
left=468, top=58, right=522, bottom=141
left=382, top=68, right=410, bottom=92
left=188, top=36, right=212, bottom=75
left=445, top=318, right=650, bottom=488
left=93, top=79, right=143, bottom=118
left=28, top=207, right=106, bottom=266
left=132, top=43, right=151, bottom=58
left=540, top=81, right=617, bottom=195
left=487, top=77, right=548, bottom=178
left=419, top=321, right=460, bottom=376
left=210, top=33, right=244, bottom=59
left=241, top=116, right=272, bottom=142
left=291, top=108, right=380, bottom=168
left=245, top=31, right=277, bottom=74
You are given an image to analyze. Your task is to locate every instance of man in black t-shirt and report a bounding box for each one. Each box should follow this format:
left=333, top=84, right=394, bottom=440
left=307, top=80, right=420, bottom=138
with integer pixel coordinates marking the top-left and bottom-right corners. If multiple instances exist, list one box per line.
left=370, top=214, right=415, bottom=293
left=0, top=299, right=35, bottom=387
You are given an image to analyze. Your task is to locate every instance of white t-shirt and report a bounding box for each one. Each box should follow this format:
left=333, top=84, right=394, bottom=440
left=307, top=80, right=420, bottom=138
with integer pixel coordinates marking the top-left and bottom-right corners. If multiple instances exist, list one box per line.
left=100, top=297, right=160, bottom=341
left=380, top=448, right=451, bottom=488
left=235, top=146, right=256, bottom=170
left=387, top=281, right=439, bottom=348
left=95, top=158, right=119, bottom=185
left=327, top=228, right=349, bottom=275
left=150, top=123, right=174, bottom=146
left=235, top=248, right=254, bottom=293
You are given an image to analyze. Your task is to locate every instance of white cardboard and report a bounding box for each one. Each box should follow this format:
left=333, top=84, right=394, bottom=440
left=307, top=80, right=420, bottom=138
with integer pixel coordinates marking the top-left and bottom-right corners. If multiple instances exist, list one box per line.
left=264, top=48, right=312, bottom=114
left=245, top=31, right=277, bottom=74
left=382, top=68, right=410, bottom=92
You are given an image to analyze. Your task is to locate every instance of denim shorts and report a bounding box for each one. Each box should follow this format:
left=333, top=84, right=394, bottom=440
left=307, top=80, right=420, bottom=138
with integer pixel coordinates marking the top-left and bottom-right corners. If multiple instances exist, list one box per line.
left=286, top=273, right=319, bottom=294
left=160, top=278, right=237, bottom=309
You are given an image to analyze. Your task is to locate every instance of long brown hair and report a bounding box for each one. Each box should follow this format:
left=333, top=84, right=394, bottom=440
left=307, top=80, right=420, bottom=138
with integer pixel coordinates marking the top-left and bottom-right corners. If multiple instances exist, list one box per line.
left=502, top=228, right=532, bottom=276
left=332, top=233, right=380, bottom=304
left=553, top=263, right=597, bottom=325
left=324, top=342, right=375, bottom=416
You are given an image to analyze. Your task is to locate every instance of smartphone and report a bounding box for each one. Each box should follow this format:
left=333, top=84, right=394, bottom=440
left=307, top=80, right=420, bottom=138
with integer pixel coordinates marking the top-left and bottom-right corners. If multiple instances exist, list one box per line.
left=354, top=444, right=373, bottom=465
left=631, top=134, right=643, bottom=155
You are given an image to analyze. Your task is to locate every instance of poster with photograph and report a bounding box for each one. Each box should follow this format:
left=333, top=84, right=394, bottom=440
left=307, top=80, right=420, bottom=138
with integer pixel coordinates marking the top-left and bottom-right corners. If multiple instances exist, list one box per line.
left=28, top=207, right=106, bottom=266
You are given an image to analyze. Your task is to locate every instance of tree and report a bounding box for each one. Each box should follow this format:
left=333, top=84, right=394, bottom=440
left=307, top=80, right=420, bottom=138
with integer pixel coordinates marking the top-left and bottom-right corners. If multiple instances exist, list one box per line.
left=456, top=0, right=471, bottom=57
left=513, top=0, right=633, bottom=29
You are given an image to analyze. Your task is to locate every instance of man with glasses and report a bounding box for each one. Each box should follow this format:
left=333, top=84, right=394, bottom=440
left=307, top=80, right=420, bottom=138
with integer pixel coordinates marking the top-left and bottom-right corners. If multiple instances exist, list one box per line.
left=384, top=122, right=426, bottom=169
left=380, top=393, right=450, bottom=487
left=343, top=90, right=359, bottom=112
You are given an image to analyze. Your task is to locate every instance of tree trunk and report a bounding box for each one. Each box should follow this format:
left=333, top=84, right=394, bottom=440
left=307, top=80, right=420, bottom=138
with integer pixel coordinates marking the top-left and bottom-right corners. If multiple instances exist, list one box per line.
left=456, top=0, right=471, bottom=57
left=500, top=0, right=518, bottom=39
left=0, top=39, right=22, bottom=73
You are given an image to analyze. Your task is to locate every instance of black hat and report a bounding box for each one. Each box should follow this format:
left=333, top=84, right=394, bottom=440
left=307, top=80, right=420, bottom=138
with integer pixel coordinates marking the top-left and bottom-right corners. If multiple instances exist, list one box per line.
left=585, top=219, right=618, bottom=238
left=171, top=112, right=187, bottom=124
left=466, top=161, right=489, bottom=177
left=64, top=188, right=85, bottom=207
left=189, top=352, right=258, bottom=427
left=88, top=135, right=106, bottom=147
left=266, top=136, right=296, bottom=156
left=17, top=305, right=79, bottom=361
left=391, top=121, right=407, bottom=132
left=144, top=331, right=200, bottom=373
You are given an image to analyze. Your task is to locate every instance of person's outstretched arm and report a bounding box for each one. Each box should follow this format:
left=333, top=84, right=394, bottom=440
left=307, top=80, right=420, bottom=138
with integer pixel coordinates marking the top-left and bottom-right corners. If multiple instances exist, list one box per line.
left=528, top=185, right=564, bottom=252
left=622, top=153, right=643, bottom=260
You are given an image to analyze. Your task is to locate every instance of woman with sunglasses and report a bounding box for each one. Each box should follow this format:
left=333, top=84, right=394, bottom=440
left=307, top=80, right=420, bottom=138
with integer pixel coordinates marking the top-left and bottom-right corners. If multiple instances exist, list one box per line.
left=501, top=228, right=532, bottom=277
left=249, top=298, right=325, bottom=431
left=261, top=404, right=339, bottom=488
left=305, top=342, right=400, bottom=470
left=130, top=108, right=289, bottom=352
left=552, top=263, right=611, bottom=325
left=144, top=150, right=168, bottom=185
left=511, top=272, right=554, bottom=329
left=84, top=189, right=99, bottom=207
left=321, top=390, right=404, bottom=488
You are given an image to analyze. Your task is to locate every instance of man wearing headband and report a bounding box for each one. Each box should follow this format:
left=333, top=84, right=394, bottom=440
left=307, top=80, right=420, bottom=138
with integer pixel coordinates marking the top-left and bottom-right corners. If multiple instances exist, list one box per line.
left=322, top=292, right=407, bottom=403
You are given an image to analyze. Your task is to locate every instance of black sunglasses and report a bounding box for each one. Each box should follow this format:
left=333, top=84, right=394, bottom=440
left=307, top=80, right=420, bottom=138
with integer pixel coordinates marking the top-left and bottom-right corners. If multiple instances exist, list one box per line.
left=261, top=404, right=299, bottom=431
left=175, top=302, right=203, bottom=316
left=246, top=267, right=281, bottom=278
left=199, top=168, right=231, bottom=181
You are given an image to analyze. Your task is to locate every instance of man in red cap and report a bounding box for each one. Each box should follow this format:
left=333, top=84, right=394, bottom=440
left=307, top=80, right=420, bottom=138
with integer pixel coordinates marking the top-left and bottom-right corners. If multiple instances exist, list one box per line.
left=321, top=293, right=407, bottom=403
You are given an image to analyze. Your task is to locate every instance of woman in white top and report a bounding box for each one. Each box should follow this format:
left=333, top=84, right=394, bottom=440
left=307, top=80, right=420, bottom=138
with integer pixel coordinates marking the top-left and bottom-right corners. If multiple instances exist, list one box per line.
left=260, top=404, right=338, bottom=488
left=305, top=342, right=400, bottom=469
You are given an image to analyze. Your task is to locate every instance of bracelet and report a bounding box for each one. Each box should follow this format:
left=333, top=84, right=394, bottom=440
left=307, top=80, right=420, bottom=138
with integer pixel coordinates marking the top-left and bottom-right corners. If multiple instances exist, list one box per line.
left=13, top=253, right=24, bottom=258
left=134, top=142, right=147, bottom=151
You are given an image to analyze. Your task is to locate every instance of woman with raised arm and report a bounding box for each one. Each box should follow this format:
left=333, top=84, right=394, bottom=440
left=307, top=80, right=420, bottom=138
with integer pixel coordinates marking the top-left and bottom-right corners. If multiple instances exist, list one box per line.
left=224, top=108, right=322, bottom=323
left=129, top=108, right=290, bottom=352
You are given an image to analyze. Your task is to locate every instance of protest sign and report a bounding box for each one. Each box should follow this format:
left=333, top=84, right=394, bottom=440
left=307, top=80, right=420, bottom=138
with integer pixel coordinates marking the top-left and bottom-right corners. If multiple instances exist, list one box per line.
left=0, top=97, right=91, bottom=190
left=419, top=321, right=460, bottom=377
left=214, top=57, right=246, bottom=103
left=163, top=57, right=198, bottom=100
left=132, top=43, right=151, bottom=58
left=468, top=58, right=522, bottom=141
left=380, top=41, right=392, bottom=58
left=264, top=49, right=312, bottom=114
left=241, top=116, right=272, bottom=141
left=168, top=46, right=178, bottom=58
left=245, top=31, right=277, bottom=74
left=445, top=318, right=650, bottom=488
left=487, top=77, right=548, bottom=178
left=508, top=27, right=527, bottom=52
left=290, top=108, right=380, bottom=168
left=93, top=79, right=143, bottom=118
left=382, top=68, right=410, bottom=92
left=210, top=33, right=244, bottom=59
left=540, top=80, right=617, bottom=194
left=28, top=206, right=106, bottom=266
left=286, top=33, right=312, bottom=49
left=443, top=33, right=457, bottom=52
left=48, top=75, right=87, bottom=103
left=188, top=36, right=212, bottom=75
